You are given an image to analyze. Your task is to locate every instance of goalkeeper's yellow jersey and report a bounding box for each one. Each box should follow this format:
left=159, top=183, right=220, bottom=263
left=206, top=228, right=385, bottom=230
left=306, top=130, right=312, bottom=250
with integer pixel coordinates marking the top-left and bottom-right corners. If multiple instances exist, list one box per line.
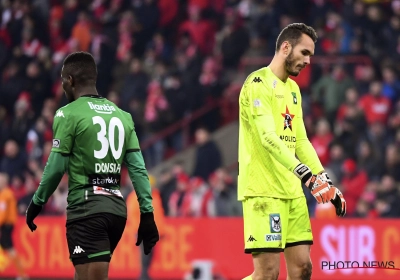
left=238, top=67, right=323, bottom=200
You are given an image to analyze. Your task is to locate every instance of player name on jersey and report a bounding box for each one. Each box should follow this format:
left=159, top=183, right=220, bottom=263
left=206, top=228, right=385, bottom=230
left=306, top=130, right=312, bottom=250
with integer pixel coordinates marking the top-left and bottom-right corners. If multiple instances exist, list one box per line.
left=95, top=163, right=121, bottom=173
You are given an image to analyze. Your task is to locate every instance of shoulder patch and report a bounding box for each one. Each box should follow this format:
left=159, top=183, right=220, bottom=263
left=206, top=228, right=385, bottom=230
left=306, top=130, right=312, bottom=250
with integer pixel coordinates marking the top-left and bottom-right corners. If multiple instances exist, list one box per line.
left=52, top=139, right=60, bottom=148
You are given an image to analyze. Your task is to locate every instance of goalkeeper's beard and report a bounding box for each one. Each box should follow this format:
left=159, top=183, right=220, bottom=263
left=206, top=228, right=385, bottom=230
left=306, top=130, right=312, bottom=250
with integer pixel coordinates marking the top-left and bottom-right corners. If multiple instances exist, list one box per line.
left=285, top=51, right=301, bottom=77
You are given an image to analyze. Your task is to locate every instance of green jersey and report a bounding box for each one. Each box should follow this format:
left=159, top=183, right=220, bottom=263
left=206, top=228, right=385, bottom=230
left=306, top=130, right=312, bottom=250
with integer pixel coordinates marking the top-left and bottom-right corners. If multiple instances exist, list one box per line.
left=51, top=95, right=139, bottom=220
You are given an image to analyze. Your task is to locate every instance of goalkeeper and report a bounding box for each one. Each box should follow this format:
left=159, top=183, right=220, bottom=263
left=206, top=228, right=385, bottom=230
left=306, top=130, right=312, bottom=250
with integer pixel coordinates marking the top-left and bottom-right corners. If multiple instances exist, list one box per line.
left=238, top=23, right=346, bottom=280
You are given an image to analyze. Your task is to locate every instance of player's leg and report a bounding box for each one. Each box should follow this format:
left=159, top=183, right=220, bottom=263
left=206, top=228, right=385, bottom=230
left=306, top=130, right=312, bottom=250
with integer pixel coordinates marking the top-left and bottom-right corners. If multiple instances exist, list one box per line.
left=0, top=224, right=28, bottom=279
left=283, top=196, right=313, bottom=280
left=74, top=262, right=108, bottom=280
left=242, top=197, right=287, bottom=280
left=107, top=213, right=127, bottom=261
left=284, top=245, right=311, bottom=280
left=66, top=214, right=114, bottom=280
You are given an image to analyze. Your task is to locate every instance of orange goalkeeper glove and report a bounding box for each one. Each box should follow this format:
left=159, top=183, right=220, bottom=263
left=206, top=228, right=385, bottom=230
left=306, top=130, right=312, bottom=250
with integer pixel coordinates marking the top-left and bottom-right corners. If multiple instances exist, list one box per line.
left=293, top=164, right=336, bottom=204
left=319, top=172, right=346, bottom=217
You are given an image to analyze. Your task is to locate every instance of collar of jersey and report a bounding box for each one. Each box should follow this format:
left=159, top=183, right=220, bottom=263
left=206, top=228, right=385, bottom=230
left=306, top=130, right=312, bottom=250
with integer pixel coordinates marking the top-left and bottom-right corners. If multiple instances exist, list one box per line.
left=266, top=66, right=287, bottom=85
left=80, top=94, right=103, bottom=99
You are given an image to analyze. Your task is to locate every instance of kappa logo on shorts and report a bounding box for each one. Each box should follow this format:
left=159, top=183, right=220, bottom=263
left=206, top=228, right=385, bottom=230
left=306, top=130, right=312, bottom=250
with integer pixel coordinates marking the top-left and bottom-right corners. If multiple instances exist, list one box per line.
left=270, top=214, right=281, bottom=233
left=73, top=246, right=85, bottom=254
left=247, top=235, right=257, bottom=242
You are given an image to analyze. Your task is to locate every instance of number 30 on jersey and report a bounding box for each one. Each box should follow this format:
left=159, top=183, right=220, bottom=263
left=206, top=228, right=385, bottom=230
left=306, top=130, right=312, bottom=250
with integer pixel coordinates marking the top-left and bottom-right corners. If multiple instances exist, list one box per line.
left=92, top=116, right=125, bottom=160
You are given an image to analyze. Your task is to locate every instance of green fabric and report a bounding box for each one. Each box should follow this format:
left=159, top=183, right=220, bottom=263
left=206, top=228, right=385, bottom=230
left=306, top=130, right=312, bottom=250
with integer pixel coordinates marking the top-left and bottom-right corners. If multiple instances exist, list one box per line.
left=33, top=152, right=68, bottom=205
left=124, top=151, right=153, bottom=213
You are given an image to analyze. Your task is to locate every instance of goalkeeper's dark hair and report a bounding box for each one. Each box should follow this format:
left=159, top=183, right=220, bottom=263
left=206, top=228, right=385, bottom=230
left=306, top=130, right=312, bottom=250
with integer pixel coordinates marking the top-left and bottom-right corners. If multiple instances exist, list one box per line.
left=63, top=52, right=97, bottom=86
left=276, top=23, right=318, bottom=52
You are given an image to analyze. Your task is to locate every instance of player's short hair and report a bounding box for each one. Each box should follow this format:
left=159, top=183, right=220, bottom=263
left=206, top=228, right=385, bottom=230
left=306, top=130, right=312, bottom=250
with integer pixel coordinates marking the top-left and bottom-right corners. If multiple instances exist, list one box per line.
left=63, top=52, right=97, bottom=86
left=276, top=23, right=318, bottom=52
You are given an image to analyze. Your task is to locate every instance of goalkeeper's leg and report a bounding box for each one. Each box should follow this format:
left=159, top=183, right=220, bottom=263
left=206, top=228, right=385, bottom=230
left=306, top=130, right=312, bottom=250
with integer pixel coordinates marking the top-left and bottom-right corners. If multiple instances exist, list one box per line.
left=284, top=245, right=312, bottom=280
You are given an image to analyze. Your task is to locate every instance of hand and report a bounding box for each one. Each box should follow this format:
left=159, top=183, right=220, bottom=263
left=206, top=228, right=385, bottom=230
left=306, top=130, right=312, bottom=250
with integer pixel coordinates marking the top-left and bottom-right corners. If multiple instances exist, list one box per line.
left=136, top=212, right=159, bottom=255
left=25, top=200, right=43, bottom=232
left=331, top=188, right=346, bottom=217
left=293, top=164, right=335, bottom=204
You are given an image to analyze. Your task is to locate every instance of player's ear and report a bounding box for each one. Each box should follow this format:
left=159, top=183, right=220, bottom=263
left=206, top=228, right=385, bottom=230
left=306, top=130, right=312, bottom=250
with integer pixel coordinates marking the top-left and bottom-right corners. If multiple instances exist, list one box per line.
left=282, top=41, right=291, bottom=56
left=68, top=75, right=74, bottom=87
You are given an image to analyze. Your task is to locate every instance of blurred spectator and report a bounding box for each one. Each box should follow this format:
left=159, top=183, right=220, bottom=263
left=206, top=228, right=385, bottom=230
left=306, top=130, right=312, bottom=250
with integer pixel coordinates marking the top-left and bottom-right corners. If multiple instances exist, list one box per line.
left=203, top=168, right=241, bottom=217
left=120, top=58, right=149, bottom=108
left=159, top=162, right=185, bottom=215
left=9, top=97, right=34, bottom=147
left=0, top=140, right=26, bottom=179
left=192, top=127, right=222, bottom=181
left=169, top=172, right=191, bottom=217
left=353, top=198, right=371, bottom=218
left=358, top=80, right=392, bottom=125
left=17, top=172, right=37, bottom=216
left=311, top=118, right=333, bottom=166
left=374, top=175, right=400, bottom=217
left=356, top=140, right=383, bottom=181
left=340, top=158, right=368, bottom=216
left=381, top=66, right=400, bottom=102
left=327, top=143, right=346, bottom=182
left=383, top=144, right=400, bottom=182
left=216, top=8, right=250, bottom=70
left=179, top=4, right=216, bottom=55
left=312, top=64, right=355, bottom=125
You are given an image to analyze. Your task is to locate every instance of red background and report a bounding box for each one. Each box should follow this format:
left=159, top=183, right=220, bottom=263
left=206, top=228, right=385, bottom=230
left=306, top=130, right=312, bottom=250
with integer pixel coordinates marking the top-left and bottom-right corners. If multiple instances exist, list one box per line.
left=2, top=218, right=400, bottom=280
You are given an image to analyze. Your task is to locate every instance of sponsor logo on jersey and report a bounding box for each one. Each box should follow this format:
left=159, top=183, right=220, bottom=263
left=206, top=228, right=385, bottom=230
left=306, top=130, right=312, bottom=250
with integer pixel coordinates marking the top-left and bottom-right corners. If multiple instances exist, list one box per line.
left=253, top=99, right=261, bottom=107
left=281, top=105, right=295, bottom=131
left=52, top=139, right=60, bottom=148
left=88, top=173, right=121, bottom=187
left=279, top=135, right=296, bottom=142
left=93, top=186, right=123, bottom=198
left=95, top=163, right=121, bottom=173
left=55, top=110, right=64, bottom=118
left=88, top=102, right=116, bottom=114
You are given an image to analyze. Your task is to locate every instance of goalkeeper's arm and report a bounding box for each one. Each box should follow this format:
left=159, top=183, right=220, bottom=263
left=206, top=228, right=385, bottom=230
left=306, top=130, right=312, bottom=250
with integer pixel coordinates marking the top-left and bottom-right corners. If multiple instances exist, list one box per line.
left=294, top=108, right=346, bottom=216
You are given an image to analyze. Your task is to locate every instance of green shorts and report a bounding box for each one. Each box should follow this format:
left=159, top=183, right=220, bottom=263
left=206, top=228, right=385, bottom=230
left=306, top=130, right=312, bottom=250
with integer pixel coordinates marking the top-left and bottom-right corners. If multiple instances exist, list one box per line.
left=243, top=196, right=313, bottom=253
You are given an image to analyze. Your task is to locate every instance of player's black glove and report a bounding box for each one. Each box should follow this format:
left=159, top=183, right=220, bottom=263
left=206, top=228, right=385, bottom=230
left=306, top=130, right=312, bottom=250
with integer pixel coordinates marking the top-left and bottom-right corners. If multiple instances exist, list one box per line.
left=25, top=200, right=43, bottom=232
left=136, top=212, right=159, bottom=255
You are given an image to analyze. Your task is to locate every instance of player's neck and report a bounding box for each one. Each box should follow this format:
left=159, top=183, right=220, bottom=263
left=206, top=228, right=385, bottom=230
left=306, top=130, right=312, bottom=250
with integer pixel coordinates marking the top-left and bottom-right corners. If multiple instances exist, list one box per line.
left=269, top=56, right=289, bottom=83
left=74, top=87, right=99, bottom=99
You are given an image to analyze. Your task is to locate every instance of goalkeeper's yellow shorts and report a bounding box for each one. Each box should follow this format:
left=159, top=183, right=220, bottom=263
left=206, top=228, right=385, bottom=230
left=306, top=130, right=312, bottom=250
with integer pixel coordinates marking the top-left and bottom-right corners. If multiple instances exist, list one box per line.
left=242, top=196, right=313, bottom=253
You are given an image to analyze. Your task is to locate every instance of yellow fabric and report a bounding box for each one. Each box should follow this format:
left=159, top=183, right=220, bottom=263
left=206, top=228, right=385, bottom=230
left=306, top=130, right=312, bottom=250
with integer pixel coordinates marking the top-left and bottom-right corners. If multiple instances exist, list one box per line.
left=238, top=67, right=323, bottom=200
left=242, top=196, right=313, bottom=252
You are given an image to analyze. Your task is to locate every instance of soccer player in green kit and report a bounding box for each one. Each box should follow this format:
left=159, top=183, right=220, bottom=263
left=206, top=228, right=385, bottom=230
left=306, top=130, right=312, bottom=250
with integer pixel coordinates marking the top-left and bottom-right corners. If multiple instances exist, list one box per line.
left=238, top=24, right=346, bottom=280
left=25, top=52, right=159, bottom=280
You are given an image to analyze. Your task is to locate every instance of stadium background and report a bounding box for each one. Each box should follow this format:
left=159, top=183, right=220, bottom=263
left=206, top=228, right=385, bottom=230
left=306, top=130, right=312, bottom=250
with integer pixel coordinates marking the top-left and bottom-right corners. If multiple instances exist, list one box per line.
left=2, top=0, right=400, bottom=279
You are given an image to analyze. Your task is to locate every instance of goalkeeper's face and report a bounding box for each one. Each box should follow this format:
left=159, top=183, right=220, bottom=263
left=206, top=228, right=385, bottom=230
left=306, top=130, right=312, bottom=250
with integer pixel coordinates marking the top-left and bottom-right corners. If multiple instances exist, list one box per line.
left=284, top=34, right=314, bottom=77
